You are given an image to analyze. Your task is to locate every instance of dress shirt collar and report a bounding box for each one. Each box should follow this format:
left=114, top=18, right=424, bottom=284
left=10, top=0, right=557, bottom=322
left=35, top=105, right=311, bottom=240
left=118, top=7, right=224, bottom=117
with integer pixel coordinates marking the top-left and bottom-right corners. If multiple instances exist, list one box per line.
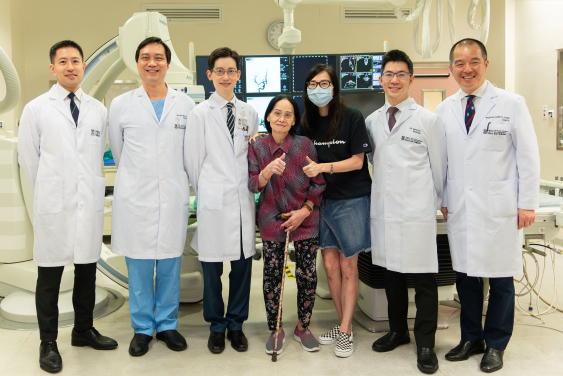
left=211, top=91, right=237, bottom=109
left=266, top=133, right=292, bottom=155
left=56, top=83, right=83, bottom=102
left=384, top=96, right=412, bottom=114
left=460, top=80, right=488, bottom=99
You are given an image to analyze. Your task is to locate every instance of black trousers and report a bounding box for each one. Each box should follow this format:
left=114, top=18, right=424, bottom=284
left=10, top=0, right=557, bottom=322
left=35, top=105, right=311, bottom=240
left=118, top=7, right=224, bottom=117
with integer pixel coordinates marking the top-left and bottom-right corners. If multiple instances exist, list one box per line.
left=36, top=263, right=97, bottom=342
left=384, top=269, right=438, bottom=348
left=456, top=272, right=515, bottom=351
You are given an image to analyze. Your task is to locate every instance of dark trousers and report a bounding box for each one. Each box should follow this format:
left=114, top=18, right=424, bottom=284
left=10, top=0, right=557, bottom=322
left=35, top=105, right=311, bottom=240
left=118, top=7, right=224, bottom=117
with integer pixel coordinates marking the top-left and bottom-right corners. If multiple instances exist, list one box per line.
left=456, top=272, right=514, bottom=351
left=36, top=263, right=97, bottom=342
left=384, top=269, right=438, bottom=348
left=201, top=248, right=252, bottom=333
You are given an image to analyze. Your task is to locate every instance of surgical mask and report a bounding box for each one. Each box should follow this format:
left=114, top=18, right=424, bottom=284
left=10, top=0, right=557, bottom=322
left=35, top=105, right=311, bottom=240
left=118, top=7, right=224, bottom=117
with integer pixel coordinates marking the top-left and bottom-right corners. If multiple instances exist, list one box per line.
left=307, top=87, right=333, bottom=107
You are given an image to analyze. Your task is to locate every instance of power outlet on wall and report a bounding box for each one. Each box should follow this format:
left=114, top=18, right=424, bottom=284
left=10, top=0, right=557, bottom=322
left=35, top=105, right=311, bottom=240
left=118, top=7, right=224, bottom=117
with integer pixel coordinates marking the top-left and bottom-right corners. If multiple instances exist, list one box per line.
left=556, top=176, right=559, bottom=181
left=0, top=121, right=3, bottom=128
left=542, top=105, right=548, bottom=119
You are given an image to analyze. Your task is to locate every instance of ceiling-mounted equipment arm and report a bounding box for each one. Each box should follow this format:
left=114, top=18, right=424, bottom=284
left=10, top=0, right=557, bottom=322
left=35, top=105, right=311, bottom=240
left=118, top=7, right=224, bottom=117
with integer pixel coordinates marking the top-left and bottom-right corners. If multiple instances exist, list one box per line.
left=0, top=46, right=21, bottom=116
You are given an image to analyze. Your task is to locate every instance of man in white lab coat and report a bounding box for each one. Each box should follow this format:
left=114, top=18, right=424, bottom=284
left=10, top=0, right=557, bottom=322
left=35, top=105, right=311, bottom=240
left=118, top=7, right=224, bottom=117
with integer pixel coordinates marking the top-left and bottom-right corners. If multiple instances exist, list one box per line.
left=184, top=47, right=258, bottom=354
left=109, top=37, right=195, bottom=357
left=436, top=38, right=540, bottom=373
left=366, top=50, right=446, bottom=374
left=18, top=40, right=118, bottom=374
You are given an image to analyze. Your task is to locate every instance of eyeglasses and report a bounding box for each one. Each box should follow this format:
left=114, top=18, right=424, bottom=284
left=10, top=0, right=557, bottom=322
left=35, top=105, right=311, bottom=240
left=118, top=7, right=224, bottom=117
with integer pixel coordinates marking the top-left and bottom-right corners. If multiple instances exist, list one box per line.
left=212, top=68, right=238, bottom=77
left=382, top=71, right=412, bottom=80
left=306, top=80, right=332, bottom=89
left=270, top=110, right=294, bottom=121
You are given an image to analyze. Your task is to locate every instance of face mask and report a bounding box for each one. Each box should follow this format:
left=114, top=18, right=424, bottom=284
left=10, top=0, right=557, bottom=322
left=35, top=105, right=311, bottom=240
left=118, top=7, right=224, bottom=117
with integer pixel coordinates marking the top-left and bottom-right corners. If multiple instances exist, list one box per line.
left=307, top=87, right=333, bottom=107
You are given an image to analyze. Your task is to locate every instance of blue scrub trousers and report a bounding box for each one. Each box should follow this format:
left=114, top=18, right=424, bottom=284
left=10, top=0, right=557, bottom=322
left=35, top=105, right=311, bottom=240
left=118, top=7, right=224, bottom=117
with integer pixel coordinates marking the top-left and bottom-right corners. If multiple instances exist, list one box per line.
left=125, top=256, right=182, bottom=336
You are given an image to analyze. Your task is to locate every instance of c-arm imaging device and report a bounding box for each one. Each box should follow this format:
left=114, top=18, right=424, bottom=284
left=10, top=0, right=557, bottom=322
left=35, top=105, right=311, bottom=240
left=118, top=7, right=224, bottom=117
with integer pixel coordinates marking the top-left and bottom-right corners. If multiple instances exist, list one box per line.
left=0, top=12, right=204, bottom=326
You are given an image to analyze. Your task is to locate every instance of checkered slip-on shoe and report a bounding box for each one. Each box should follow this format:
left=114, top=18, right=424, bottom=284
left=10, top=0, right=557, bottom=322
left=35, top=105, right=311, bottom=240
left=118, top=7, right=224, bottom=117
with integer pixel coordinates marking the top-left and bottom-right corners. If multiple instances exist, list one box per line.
left=318, top=324, right=340, bottom=345
left=334, top=332, right=354, bottom=358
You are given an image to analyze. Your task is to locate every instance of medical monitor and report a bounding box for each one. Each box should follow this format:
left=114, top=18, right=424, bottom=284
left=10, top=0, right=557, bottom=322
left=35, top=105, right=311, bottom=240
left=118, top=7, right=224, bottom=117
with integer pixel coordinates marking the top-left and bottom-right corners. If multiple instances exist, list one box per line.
left=291, top=55, right=338, bottom=93
left=195, top=56, right=243, bottom=95
left=341, top=91, right=385, bottom=119
left=246, top=96, right=275, bottom=133
left=244, top=56, right=290, bottom=94
left=339, top=53, right=385, bottom=91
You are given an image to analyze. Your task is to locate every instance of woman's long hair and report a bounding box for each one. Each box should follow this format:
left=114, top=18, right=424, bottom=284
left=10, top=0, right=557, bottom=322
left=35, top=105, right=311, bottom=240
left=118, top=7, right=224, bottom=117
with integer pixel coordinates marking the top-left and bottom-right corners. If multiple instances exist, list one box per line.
left=301, top=64, right=347, bottom=141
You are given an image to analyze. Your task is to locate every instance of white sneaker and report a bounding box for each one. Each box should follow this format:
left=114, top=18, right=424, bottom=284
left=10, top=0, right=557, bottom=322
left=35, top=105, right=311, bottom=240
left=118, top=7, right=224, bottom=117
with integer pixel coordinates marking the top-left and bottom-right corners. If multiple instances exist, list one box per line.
left=318, top=324, right=340, bottom=345
left=334, top=332, right=353, bottom=358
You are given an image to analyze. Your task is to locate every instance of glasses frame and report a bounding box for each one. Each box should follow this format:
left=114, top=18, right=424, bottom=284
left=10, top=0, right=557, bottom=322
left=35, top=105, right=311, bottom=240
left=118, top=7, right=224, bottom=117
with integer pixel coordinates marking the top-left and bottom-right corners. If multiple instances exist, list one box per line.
left=270, top=110, right=295, bottom=122
left=212, top=68, right=239, bottom=77
left=382, top=71, right=412, bottom=80
left=306, top=80, right=333, bottom=89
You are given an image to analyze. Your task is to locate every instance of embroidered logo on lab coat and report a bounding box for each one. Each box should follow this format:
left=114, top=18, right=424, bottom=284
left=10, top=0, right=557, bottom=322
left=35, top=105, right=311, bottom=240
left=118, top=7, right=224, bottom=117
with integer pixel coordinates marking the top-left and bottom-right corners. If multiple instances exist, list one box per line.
left=401, top=136, right=422, bottom=144
left=91, top=130, right=101, bottom=137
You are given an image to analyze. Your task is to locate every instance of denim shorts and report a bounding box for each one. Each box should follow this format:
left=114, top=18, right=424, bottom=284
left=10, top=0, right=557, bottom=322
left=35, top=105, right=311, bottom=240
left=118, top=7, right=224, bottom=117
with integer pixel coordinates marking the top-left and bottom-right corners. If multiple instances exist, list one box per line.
left=319, top=195, right=371, bottom=259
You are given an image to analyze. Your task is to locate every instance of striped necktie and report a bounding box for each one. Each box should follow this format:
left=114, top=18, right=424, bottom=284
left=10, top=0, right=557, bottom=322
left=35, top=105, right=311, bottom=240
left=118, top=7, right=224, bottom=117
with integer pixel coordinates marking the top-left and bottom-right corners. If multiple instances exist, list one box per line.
left=465, top=95, right=476, bottom=133
left=68, top=92, right=79, bottom=126
left=226, top=102, right=234, bottom=139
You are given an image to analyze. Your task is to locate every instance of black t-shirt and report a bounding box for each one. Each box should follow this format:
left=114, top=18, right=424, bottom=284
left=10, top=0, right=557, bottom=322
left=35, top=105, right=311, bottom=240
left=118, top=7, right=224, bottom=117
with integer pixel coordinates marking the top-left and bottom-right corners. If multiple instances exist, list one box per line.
left=298, top=107, right=372, bottom=200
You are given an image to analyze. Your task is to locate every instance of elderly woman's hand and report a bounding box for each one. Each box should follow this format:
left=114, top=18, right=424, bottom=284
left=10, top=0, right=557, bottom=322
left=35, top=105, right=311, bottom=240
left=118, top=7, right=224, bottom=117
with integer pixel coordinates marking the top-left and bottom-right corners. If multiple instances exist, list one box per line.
left=263, top=153, right=286, bottom=178
left=281, top=207, right=310, bottom=232
left=303, top=156, right=324, bottom=178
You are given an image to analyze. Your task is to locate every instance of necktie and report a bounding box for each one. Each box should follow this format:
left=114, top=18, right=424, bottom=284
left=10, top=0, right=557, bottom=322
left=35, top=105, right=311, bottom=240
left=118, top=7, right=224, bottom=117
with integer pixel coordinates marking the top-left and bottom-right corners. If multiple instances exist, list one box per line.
left=465, top=95, right=476, bottom=133
left=226, top=102, right=234, bottom=139
left=388, top=106, right=399, bottom=132
left=68, top=92, right=79, bottom=126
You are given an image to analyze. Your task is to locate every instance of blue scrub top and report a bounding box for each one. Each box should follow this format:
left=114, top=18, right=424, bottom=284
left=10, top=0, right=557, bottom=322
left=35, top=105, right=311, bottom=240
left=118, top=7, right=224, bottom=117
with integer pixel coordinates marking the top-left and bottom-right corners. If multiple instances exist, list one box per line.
left=151, top=99, right=165, bottom=121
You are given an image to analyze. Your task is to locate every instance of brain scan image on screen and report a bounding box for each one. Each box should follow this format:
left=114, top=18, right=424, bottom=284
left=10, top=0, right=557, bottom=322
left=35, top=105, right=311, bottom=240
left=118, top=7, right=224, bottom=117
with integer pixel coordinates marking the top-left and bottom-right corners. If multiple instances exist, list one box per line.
left=245, top=57, right=282, bottom=93
left=340, top=56, right=356, bottom=73
left=357, top=73, right=372, bottom=89
left=356, top=56, right=373, bottom=73
left=341, top=73, right=357, bottom=89
left=246, top=96, right=275, bottom=133
left=373, top=72, right=382, bottom=88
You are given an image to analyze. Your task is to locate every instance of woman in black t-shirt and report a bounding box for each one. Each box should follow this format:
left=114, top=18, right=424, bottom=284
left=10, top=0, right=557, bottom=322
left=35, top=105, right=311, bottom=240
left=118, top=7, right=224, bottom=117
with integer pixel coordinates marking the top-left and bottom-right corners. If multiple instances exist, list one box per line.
left=300, top=64, right=372, bottom=358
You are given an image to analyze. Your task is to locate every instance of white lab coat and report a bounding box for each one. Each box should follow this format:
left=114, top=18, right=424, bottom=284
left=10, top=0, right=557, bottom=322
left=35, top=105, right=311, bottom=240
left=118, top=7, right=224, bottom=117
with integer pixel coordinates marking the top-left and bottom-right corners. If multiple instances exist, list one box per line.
left=366, top=98, right=447, bottom=273
left=108, top=86, right=195, bottom=259
left=184, top=95, right=258, bottom=262
left=435, top=81, right=540, bottom=277
left=17, top=85, right=107, bottom=267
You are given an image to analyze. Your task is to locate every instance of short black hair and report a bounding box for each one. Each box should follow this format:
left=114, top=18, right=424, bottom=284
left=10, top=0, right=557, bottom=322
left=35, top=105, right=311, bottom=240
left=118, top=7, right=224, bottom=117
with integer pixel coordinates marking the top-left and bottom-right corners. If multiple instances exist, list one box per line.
left=135, top=37, right=172, bottom=63
left=49, top=40, right=83, bottom=64
left=208, top=47, right=240, bottom=71
left=381, top=49, right=414, bottom=75
left=449, top=38, right=488, bottom=65
left=264, top=95, right=300, bottom=135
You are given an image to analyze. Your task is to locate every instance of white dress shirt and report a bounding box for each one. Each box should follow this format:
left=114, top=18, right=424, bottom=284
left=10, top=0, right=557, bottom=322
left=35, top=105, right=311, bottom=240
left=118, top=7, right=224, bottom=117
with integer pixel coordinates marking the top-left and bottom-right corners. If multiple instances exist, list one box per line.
left=460, top=80, right=488, bottom=112
left=211, top=92, right=237, bottom=124
left=56, top=83, right=83, bottom=112
left=384, top=96, right=413, bottom=125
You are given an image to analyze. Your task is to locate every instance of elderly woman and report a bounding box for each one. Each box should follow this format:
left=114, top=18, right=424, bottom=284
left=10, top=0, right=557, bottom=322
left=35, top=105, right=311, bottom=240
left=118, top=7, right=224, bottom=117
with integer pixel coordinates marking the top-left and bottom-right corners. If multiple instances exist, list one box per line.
left=248, top=95, right=326, bottom=355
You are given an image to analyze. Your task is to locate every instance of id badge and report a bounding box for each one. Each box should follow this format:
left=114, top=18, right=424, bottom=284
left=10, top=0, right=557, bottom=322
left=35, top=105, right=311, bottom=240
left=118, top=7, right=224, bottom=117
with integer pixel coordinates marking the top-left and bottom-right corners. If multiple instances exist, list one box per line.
left=237, top=117, right=249, bottom=129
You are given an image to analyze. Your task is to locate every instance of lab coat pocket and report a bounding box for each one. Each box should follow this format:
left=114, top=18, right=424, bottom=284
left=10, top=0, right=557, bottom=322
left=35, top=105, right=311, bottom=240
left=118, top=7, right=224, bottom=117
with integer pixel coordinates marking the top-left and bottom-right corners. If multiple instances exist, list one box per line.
left=175, top=116, right=187, bottom=147
left=116, top=167, right=138, bottom=206
left=199, top=178, right=223, bottom=211
left=446, top=180, right=460, bottom=215
left=404, top=187, right=434, bottom=221
left=36, top=177, right=62, bottom=214
left=87, top=123, right=103, bottom=146
left=94, top=176, right=106, bottom=212
left=370, top=184, right=379, bottom=218
left=179, top=171, right=189, bottom=205
left=481, top=123, right=511, bottom=152
left=488, top=179, right=518, bottom=218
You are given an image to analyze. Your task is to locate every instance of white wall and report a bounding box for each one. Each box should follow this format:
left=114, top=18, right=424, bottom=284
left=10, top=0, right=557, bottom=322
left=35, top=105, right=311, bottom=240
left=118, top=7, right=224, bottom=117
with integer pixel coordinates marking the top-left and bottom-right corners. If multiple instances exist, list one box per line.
left=513, top=0, right=563, bottom=181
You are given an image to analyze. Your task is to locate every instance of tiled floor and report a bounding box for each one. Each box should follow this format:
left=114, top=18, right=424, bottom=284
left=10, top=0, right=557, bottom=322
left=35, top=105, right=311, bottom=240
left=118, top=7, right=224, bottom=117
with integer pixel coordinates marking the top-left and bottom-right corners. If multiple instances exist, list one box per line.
left=1, top=245, right=563, bottom=376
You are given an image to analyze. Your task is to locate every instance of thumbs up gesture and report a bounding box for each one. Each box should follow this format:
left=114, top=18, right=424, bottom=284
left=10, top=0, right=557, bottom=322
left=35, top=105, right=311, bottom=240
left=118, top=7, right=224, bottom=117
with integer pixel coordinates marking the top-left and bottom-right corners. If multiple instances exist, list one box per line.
left=303, top=156, right=322, bottom=178
left=264, top=153, right=286, bottom=178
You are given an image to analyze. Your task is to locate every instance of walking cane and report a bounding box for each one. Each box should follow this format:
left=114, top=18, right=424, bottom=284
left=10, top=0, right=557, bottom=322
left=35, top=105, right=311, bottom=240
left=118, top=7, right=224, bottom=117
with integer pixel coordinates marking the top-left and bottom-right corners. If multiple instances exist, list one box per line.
left=272, top=228, right=291, bottom=362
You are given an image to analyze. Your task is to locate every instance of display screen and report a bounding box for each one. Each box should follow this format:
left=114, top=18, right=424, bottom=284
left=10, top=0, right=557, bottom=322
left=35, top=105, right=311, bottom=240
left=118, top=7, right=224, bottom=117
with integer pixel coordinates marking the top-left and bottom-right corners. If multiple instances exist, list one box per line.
left=245, top=56, right=290, bottom=94
left=292, top=55, right=338, bottom=93
left=340, top=54, right=384, bottom=91
left=292, top=95, right=305, bottom=121
left=195, top=56, right=243, bottom=95
left=246, top=96, right=275, bottom=133
left=341, top=92, right=386, bottom=118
